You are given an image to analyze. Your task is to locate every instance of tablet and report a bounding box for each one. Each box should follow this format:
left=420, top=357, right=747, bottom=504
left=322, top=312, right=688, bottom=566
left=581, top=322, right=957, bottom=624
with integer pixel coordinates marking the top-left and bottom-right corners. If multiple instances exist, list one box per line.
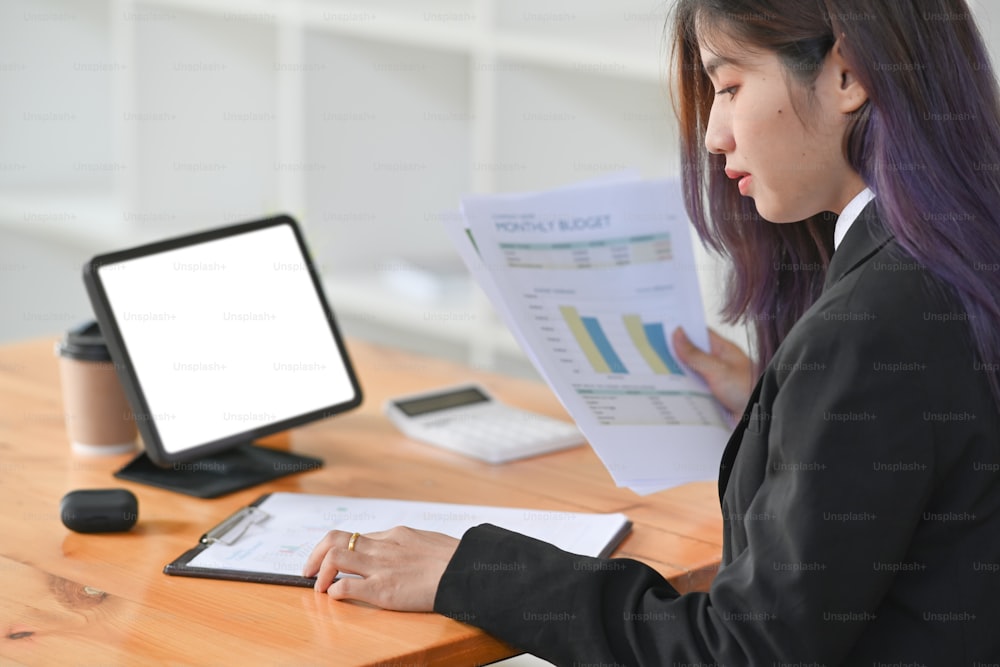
left=83, top=215, right=363, bottom=470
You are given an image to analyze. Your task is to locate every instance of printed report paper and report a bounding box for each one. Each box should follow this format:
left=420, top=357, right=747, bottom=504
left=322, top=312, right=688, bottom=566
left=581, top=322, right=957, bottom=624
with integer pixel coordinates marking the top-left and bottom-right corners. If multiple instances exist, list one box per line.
left=446, top=178, right=731, bottom=493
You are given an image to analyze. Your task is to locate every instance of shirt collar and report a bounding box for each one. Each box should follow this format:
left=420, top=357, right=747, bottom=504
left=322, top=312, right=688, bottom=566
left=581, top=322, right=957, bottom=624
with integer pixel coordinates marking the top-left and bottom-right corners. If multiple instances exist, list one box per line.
left=833, top=187, right=875, bottom=250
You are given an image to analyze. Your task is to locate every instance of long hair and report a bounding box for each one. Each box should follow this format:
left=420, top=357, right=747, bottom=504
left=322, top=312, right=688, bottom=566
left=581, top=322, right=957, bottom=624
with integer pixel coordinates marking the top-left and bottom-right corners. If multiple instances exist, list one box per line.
left=671, top=0, right=1000, bottom=406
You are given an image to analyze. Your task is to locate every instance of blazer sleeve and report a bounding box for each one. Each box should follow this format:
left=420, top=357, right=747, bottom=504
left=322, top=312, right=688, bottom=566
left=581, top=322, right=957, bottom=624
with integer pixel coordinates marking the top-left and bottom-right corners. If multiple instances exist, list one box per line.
left=434, top=289, right=939, bottom=665
left=434, top=523, right=718, bottom=664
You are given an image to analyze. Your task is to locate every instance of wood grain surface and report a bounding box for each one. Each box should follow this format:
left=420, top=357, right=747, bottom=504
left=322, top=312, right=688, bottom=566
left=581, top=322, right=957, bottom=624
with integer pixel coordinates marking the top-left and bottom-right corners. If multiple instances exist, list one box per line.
left=0, top=337, right=722, bottom=666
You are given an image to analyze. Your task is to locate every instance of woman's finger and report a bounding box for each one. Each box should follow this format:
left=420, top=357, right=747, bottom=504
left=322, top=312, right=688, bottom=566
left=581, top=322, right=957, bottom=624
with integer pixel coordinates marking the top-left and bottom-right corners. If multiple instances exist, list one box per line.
left=326, top=573, right=373, bottom=604
left=672, top=327, right=723, bottom=377
left=708, top=328, right=750, bottom=365
left=313, top=540, right=372, bottom=592
left=303, top=529, right=351, bottom=577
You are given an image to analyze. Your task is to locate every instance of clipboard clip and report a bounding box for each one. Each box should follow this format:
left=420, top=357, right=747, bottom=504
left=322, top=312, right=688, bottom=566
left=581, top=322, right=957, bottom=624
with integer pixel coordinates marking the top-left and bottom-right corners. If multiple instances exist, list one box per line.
left=201, top=506, right=270, bottom=546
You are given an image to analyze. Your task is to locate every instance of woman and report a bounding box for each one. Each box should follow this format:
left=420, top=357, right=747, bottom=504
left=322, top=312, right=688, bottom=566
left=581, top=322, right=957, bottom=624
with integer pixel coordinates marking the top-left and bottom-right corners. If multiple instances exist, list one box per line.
left=304, top=0, right=1000, bottom=663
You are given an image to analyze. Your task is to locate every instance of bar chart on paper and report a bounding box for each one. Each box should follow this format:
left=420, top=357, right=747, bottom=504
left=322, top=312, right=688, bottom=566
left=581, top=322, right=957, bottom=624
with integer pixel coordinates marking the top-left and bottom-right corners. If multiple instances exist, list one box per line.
left=558, top=306, right=686, bottom=376
left=484, top=235, right=730, bottom=430
left=531, top=299, right=689, bottom=379
left=521, top=298, right=721, bottom=428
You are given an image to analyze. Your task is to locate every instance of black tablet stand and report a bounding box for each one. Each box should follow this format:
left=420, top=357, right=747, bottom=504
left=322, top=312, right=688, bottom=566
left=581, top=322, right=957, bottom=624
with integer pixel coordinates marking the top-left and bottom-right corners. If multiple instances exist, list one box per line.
left=114, top=443, right=323, bottom=499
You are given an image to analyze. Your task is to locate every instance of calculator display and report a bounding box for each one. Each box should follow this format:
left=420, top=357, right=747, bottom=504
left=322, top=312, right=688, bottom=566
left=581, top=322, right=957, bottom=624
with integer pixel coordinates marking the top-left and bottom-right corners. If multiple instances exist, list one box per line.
left=393, top=387, right=490, bottom=417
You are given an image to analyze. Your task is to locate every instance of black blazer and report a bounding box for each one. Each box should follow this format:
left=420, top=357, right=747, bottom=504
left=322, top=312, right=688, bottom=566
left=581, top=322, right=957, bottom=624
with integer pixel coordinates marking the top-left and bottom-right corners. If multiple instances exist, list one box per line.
left=434, top=203, right=1000, bottom=666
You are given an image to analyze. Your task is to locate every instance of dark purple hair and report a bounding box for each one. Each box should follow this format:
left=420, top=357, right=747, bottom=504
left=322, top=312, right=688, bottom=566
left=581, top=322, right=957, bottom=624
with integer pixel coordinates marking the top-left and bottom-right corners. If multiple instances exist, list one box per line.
left=671, top=0, right=1000, bottom=405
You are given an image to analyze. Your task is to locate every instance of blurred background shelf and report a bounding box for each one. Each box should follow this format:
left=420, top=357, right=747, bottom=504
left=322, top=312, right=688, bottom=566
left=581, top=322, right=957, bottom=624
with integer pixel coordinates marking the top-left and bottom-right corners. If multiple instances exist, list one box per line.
left=5, top=0, right=996, bottom=372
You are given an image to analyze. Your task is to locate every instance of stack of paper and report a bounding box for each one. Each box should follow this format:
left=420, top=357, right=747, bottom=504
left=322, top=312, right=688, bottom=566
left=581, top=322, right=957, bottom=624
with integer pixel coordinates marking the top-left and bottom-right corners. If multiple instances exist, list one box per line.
left=445, top=177, right=731, bottom=493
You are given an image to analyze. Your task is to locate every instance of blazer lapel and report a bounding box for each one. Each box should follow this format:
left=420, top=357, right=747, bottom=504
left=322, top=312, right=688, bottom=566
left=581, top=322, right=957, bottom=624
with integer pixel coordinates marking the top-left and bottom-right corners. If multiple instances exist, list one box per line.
left=718, top=201, right=895, bottom=503
left=823, top=200, right=894, bottom=291
left=718, top=375, right=764, bottom=502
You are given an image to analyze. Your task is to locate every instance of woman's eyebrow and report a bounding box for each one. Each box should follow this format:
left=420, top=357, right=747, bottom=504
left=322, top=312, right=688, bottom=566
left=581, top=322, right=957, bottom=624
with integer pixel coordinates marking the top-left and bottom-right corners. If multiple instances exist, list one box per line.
left=703, top=54, right=741, bottom=78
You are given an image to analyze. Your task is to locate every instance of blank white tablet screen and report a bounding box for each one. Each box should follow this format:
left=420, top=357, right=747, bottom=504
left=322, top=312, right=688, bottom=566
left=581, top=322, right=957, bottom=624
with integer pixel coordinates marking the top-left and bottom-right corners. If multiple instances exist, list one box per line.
left=97, top=223, right=356, bottom=455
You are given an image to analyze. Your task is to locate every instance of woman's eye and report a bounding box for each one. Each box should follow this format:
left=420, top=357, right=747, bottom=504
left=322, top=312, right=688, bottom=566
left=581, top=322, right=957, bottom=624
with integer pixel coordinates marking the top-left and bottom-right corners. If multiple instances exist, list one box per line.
left=716, top=86, right=738, bottom=99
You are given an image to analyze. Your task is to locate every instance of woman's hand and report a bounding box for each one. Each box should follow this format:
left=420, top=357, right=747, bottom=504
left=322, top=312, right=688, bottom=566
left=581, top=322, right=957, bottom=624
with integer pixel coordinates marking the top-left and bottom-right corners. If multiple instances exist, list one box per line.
left=303, top=526, right=459, bottom=612
left=672, top=327, right=754, bottom=415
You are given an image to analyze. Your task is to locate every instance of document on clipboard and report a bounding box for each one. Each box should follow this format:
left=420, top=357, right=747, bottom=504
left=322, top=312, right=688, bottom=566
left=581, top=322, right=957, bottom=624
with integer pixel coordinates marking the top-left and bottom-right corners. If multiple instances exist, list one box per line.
left=164, top=492, right=632, bottom=587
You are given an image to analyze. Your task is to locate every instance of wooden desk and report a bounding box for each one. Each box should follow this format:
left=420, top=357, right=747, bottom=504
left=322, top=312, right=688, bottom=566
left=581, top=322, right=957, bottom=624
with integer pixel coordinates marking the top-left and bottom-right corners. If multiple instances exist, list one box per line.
left=0, top=337, right=722, bottom=666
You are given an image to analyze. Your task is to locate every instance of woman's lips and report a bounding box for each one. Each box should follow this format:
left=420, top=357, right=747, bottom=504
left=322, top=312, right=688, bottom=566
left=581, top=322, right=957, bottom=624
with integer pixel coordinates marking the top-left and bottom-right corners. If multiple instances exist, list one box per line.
left=725, top=168, right=752, bottom=196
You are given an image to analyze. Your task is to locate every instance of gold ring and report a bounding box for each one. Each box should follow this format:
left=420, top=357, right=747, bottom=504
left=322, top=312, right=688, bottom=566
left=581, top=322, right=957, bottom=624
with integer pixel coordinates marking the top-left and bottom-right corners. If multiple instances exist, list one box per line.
left=347, top=532, right=361, bottom=552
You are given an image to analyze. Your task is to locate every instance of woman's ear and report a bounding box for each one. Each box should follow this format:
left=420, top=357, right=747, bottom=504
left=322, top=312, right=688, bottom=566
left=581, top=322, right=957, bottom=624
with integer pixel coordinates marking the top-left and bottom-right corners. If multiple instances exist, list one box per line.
left=827, top=36, right=869, bottom=114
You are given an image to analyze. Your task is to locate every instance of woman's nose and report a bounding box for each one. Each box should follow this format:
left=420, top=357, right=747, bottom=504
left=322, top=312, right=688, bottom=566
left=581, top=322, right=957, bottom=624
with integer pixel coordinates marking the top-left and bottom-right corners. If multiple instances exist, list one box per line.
left=704, top=101, right=734, bottom=155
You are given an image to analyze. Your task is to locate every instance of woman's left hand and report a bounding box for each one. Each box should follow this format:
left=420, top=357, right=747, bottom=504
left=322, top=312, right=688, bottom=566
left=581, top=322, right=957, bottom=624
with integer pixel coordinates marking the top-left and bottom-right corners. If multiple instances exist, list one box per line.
left=303, top=526, right=460, bottom=611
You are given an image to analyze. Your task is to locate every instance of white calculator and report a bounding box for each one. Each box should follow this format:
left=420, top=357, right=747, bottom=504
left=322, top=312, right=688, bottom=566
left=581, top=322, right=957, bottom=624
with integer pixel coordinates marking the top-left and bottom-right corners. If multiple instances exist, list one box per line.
left=384, top=384, right=586, bottom=464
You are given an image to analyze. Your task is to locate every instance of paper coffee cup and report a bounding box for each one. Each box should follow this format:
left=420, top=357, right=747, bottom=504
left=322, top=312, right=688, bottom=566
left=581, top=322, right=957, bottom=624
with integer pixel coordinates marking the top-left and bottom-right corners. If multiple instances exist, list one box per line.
left=56, top=321, right=138, bottom=456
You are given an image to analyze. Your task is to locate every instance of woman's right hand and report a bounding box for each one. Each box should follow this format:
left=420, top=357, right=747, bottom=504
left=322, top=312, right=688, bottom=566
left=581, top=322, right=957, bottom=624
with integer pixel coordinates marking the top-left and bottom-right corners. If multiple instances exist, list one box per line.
left=672, top=327, right=754, bottom=415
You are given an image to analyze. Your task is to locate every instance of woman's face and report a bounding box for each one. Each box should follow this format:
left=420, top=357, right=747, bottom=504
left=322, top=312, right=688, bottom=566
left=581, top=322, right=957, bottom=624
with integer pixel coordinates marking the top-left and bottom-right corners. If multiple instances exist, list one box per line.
left=699, top=32, right=866, bottom=223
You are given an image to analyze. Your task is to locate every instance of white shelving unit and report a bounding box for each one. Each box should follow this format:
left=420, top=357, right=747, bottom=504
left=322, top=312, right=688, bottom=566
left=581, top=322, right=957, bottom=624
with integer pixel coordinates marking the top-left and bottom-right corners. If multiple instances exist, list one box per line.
left=0, top=0, right=744, bottom=365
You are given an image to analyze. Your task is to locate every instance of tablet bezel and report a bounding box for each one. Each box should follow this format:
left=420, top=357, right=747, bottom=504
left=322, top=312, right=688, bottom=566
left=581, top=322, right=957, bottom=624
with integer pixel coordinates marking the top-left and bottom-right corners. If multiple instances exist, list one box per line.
left=83, top=214, right=363, bottom=467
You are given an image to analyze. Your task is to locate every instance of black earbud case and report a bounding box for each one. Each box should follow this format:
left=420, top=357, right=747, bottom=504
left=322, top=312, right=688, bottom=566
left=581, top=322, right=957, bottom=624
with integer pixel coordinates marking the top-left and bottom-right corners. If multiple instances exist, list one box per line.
left=60, top=489, right=138, bottom=533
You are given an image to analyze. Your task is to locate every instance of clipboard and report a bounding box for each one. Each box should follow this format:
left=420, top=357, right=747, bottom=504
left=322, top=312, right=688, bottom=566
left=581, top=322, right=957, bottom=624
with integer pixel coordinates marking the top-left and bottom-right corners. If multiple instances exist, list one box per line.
left=164, top=493, right=316, bottom=588
left=164, top=492, right=632, bottom=588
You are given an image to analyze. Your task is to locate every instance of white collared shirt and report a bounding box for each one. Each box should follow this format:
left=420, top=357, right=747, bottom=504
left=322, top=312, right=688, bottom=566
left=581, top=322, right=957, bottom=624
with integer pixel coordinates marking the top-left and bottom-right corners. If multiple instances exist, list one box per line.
left=833, top=187, right=875, bottom=250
